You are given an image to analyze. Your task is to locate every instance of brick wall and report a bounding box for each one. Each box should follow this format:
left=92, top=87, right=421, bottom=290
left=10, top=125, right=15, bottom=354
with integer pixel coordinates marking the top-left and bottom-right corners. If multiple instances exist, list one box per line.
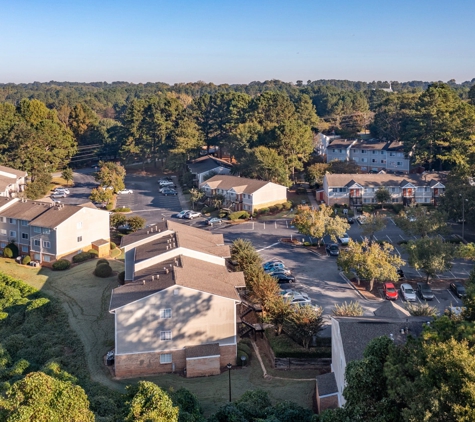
left=317, top=394, right=339, bottom=413
left=114, top=349, right=186, bottom=379
left=219, top=344, right=237, bottom=368
left=186, top=356, right=220, bottom=377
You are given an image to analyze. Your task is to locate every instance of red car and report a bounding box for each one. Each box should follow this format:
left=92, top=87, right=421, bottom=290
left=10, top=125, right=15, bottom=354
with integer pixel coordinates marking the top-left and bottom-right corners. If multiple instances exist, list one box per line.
left=383, top=282, right=398, bottom=300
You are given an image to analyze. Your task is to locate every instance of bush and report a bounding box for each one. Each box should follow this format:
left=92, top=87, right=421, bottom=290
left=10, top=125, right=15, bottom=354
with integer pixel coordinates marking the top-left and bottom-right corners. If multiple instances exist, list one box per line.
left=269, top=205, right=278, bottom=213
left=52, top=259, right=71, bottom=271
left=72, top=252, right=92, bottom=263
left=110, top=242, right=117, bottom=250
left=282, top=201, right=293, bottom=210
left=22, top=256, right=31, bottom=265
left=94, top=263, right=112, bottom=278
left=274, top=204, right=284, bottom=212
left=332, top=301, right=364, bottom=317
left=237, top=343, right=252, bottom=357
left=112, top=207, right=131, bottom=213
left=3, top=247, right=13, bottom=258
left=117, top=271, right=125, bottom=284
left=229, top=211, right=250, bottom=221
left=218, top=212, right=227, bottom=218
left=96, top=259, right=109, bottom=267
left=87, top=249, right=98, bottom=258
left=105, top=204, right=114, bottom=211
left=259, top=208, right=270, bottom=215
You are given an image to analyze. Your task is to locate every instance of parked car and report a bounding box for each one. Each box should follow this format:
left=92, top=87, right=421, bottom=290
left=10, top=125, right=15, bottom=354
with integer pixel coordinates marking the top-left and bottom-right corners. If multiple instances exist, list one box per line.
left=266, top=267, right=292, bottom=276
left=397, top=269, right=405, bottom=279
left=416, top=282, right=434, bottom=300
left=53, top=188, right=70, bottom=195
left=51, top=193, right=67, bottom=199
left=272, top=273, right=296, bottom=283
left=162, top=188, right=178, bottom=196
left=400, top=283, right=417, bottom=302
left=347, top=217, right=355, bottom=224
left=383, top=282, right=398, bottom=300
left=207, top=217, right=222, bottom=226
left=338, top=233, right=350, bottom=245
left=280, top=290, right=311, bottom=307
left=176, top=210, right=191, bottom=219
left=184, top=211, right=202, bottom=219
left=326, top=243, right=340, bottom=256
left=118, top=189, right=133, bottom=194
left=450, top=281, right=467, bottom=298
left=158, top=180, right=174, bottom=186
left=263, top=262, right=286, bottom=271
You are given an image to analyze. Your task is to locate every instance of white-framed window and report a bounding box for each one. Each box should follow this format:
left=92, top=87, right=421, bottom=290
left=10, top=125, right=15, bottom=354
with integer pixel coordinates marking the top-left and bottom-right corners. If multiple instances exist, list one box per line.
left=424, top=197, right=430, bottom=203
left=397, top=161, right=403, bottom=166
left=33, top=227, right=41, bottom=233
left=21, top=233, right=28, bottom=239
left=0, top=229, right=6, bottom=235
left=391, top=187, right=396, bottom=193
left=160, top=309, right=172, bottom=319
left=361, top=150, right=367, bottom=154
left=372, top=150, right=377, bottom=154
left=21, top=220, right=28, bottom=226
left=160, top=331, right=172, bottom=341
left=42, top=228, right=50, bottom=234
left=353, top=157, right=359, bottom=162
left=365, top=188, right=374, bottom=193
left=397, top=152, right=403, bottom=157
left=0, top=217, right=6, bottom=223
left=361, top=158, right=367, bottom=163
left=9, top=218, right=16, bottom=224
left=43, top=255, right=51, bottom=262
left=21, top=246, right=28, bottom=253
left=34, top=239, right=41, bottom=247
left=381, top=160, right=386, bottom=164
left=332, top=149, right=336, bottom=152
left=34, top=253, right=40, bottom=260
left=372, top=159, right=376, bottom=163
left=77, top=236, right=82, bottom=242
left=339, top=149, right=343, bottom=153
left=77, top=222, right=82, bottom=229
left=43, top=241, right=51, bottom=249
left=160, top=353, right=172, bottom=364
left=9, top=231, right=16, bottom=238
left=381, top=151, right=385, bottom=155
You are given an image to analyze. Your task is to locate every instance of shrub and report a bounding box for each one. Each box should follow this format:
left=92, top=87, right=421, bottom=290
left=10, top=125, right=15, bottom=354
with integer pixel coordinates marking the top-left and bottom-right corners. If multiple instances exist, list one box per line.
left=110, top=242, right=117, bottom=250
left=274, top=204, right=283, bottom=212
left=229, top=211, right=250, bottom=221
left=94, top=263, right=112, bottom=278
left=296, top=187, right=307, bottom=194
left=117, top=271, right=125, bottom=284
left=112, top=207, right=131, bottom=213
left=3, top=247, right=13, bottom=258
left=6, top=243, right=18, bottom=258
left=88, top=249, right=99, bottom=258
left=201, top=206, right=214, bottom=214
left=406, top=303, right=438, bottom=317
left=96, top=259, right=109, bottom=267
left=237, top=343, right=252, bottom=357
left=52, top=259, right=71, bottom=271
left=259, top=208, right=270, bottom=215
left=72, top=252, right=92, bottom=263
left=303, top=241, right=311, bottom=246
left=269, top=205, right=278, bottom=213
left=252, top=212, right=258, bottom=219
left=22, top=256, right=31, bottom=265
left=105, top=204, right=114, bottom=211
left=332, top=301, right=364, bottom=317
left=282, top=201, right=293, bottom=210
left=218, top=212, right=227, bottom=218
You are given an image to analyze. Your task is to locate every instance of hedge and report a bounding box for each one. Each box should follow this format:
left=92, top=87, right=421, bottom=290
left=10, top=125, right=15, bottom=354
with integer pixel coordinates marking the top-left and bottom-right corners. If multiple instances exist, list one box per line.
left=229, top=211, right=250, bottom=221
left=72, top=252, right=92, bottom=263
left=96, top=259, right=109, bottom=267
left=22, top=256, right=31, bottom=265
left=94, top=263, right=112, bottom=278
left=87, top=249, right=98, bottom=258
left=110, top=242, right=117, bottom=250
left=52, top=259, right=71, bottom=271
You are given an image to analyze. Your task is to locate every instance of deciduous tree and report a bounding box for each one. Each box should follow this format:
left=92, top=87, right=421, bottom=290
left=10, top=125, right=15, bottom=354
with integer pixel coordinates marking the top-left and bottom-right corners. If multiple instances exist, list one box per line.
left=61, top=167, right=74, bottom=186
left=189, top=188, right=204, bottom=210
left=360, top=213, right=387, bottom=242
left=395, top=205, right=448, bottom=237
left=126, top=216, right=146, bottom=232
left=94, top=161, right=126, bottom=192
left=375, top=187, right=391, bottom=208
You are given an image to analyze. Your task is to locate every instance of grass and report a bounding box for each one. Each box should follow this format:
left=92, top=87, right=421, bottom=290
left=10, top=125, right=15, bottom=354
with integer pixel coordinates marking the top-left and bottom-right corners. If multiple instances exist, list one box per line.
left=0, top=258, right=316, bottom=417
left=265, top=328, right=331, bottom=359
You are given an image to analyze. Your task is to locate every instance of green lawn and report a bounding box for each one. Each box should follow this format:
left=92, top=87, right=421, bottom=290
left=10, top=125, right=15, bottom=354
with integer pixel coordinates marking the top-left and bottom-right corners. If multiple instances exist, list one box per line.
left=0, top=258, right=316, bottom=416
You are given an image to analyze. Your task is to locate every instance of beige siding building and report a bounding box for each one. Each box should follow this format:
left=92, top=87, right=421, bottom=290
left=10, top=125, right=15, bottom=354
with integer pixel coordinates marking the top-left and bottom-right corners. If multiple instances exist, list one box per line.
left=200, top=175, right=287, bottom=213
left=111, top=221, right=245, bottom=378
left=0, top=165, right=27, bottom=198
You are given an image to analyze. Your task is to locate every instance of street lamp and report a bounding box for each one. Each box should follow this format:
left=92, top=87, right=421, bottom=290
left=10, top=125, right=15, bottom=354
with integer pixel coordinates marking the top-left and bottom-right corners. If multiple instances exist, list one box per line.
left=226, top=363, right=232, bottom=402
left=459, top=194, right=468, bottom=241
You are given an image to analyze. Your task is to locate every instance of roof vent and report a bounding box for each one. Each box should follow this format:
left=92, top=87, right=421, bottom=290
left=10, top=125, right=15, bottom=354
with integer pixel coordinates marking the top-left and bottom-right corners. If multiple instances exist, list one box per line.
left=400, top=328, right=405, bottom=335
left=142, top=280, right=145, bottom=285
left=151, top=275, right=154, bottom=281
left=389, top=333, right=394, bottom=341
left=147, top=231, right=149, bottom=235
left=156, top=274, right=159, bottom=279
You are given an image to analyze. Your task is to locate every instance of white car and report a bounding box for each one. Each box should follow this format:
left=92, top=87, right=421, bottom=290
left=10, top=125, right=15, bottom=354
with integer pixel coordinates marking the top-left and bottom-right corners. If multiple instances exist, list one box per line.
left=53, top=188, right=70, bottom=195
left=338, top=233, right=350, bottom=245
left=176, top=210, right=191, bottom=219
left=400, top=283, right=417, bottom=302
left=281, top=290, right=312, bottom=307
left=51, top=193, right=66, bottom=199
left=158, top=180, right=174, bottom=187
left=118, top=189, right=133, bottom=194
left=184, top=211, right=202, bottom=220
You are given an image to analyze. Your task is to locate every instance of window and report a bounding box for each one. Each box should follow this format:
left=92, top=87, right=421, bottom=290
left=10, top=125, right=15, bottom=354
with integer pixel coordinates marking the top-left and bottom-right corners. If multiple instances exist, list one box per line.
left=390, top=152, right=396, bottom=156
left=361, top=158, right=367, bottom=163
left=0, top=217, right=6, bottom=223
left=21, top=233, right=29, bottom=240
left=332, top=149, right=336, bottom=152
left=21, top=246, right=28, bottom=253
left=160, top=309, right=172, bottom=319
left=424, top=198, right=430, bottom=203
left=21, top=220, right=28, bottom=226
left=34, top=240, right=41, bottom=247
left=77, top=236, right=83, bottom=242
left=34, top=254, right=40, bottom=260
left=339, top=149, right=343, bottom=153
left=43, top=241, right=51, bottom=249
left=9, top=218, right=16, bottom=224
left=0, top=242, right=6, bottom=248
left=364, top=198, right=371, bottom=203
left=42, top=228, right=50, bottom=234
left=365, top=188, right=374, bottom=193
left=381, top=151, right=385, bottom=155
left=391, top=188, right=396, bottom=193
left=9, top=231, right=16, bottom=238
left=43, top=255, right=51, bottom=262
left=372, top=151, right=377, bottom=155
left=381, top=160, right=386, bottom=164
left=397, top=152, right=403, bottom=157
left=361, top=150, right=367, bottom=154
left=397, top=161, right=403, bottom=166
left=33, top=227, right=41, bottom=233
left=77, top=222, right=82, bottom=229
left=0, top=229, right=6, bottom=235
left=372, top=159, right=376, bottom=163
left=392, top=198, right=399, bottom=203
left=160, top=331, right=172, bottom=341
left=160, top=354, right=172, bottom=364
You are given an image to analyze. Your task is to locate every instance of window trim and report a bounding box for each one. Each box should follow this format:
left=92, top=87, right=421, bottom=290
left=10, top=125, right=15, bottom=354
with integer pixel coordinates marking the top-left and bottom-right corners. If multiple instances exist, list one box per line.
left=160, top=353, right=172, bottom=364
left=160, top=308, right=172, bottom=319
left=160, top=331, right=172, bottom=341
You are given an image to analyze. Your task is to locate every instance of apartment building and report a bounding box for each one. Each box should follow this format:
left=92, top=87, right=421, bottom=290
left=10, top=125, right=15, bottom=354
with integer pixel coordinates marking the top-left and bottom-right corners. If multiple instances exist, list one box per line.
left=321, top=173, right=445, bottom=207
left=200, top=175, right=287, bottom=213
left=0, top=165, right=27, bottom=197
left=0, top=198, right=110, bottom=264
left=188, top=155, right=233, bottom=185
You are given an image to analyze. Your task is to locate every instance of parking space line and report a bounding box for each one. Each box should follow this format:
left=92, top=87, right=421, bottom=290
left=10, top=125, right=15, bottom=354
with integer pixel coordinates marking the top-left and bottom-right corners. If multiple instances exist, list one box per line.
left=413, top=235, right=417, bottom=240
left=438, top=234, right=445, bottom=241
left=373, top=235, right=378, bottom=241
left=256, top=242, right=280, bottom=252
left=386, top=235, right=392, bottom=243
left=286, top=220, right=288, bottom=228
left=394, top=247, right=401, bottom=256
left=388, top=218, right=396, bottom=225
left=449, top=271, right=457, bottom=279
left=360, top=235, right=365, bottom=242
left=399, top=235, right=405, bottom=240
left=433, top=294, right=440, bottom=303
left=447, top=289, right=460, bottom=304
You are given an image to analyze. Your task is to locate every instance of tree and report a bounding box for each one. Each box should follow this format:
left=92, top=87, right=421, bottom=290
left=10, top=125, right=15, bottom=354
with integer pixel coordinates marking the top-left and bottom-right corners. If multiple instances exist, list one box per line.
left=25, top=172, right=52, bottom=200
left=110, top=213, right=127, bottom=229
left=264, top=294, right=292, bottom=335
left=405, top=237, right=455, bottom=282
left=285, top=305, right=324, bottom=348
left=168, top=115, right=202, bottom=172
left=94, top=161, right=126, bottom=192
left=126, top=216, right=146, bottom=232
left=0, top=371, right=94, bottom=421
left=395, top=205, right=448, bottom=237
left=68, top=103, right=99, bottom=144
left=169, top=388, right=204, bottom=422
left=328, top=159, right=360, bottom=174
left=246, top=146, right=290, bottom=186
left=292, top=204, right=349, bottom=244
left=189, top=188, right=204, bottom=210
left=124, top=381, right=179, bottom=422
left=360, top=213, right=387, bottom=242
left=305, top=162, right=329, bottom=186
left=374, top=187, right=391, bottom=208
left=89, top=187, right=113, bottom=205
left=61, top=167, right=74, bottom=186
left=210, top=194, right=225, bottom=210
left=337, top=239, right=404, bottom=291
left=235, top=390, right=272, bottom=421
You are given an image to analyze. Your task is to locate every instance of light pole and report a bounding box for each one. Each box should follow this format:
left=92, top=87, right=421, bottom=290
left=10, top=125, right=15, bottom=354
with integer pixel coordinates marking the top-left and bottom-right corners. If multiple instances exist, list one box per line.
left=460, top=194, right=468, bottom=241
left=226, top=363, right=232, bottom=402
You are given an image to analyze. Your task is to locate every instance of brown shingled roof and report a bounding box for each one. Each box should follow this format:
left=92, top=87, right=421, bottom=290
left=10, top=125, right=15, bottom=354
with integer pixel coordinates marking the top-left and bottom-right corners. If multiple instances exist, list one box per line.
left=326, top=173, right=445, bottom=188
left=0, top=200, right=50, bottom=221
left=201, top=175, right=274, bottom=194
left=29, top=204, right=82, bottom=228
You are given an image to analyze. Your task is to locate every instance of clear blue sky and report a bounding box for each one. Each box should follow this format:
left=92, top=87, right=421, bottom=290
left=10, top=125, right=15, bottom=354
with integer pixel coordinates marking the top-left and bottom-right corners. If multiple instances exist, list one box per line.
left=1, top=0, right=474, bottom=84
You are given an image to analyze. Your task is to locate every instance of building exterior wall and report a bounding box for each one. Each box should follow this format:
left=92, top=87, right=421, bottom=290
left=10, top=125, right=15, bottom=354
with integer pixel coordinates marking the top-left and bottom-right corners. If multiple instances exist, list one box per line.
left=318, top=394, right=339, bottom=413
left=219, top=344, right=237, bottom=368
left=186, top=356, right=220, bottom=377
left=331, top=318, right=346, bottom=406
left=251, top=184, right=287, bottom=213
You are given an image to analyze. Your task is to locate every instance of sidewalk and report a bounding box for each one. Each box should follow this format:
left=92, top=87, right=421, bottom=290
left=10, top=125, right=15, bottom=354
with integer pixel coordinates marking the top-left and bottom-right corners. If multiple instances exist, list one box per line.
left=306, top=189, right=320, bottom=209
left=172, top=176, right=190, bottom=210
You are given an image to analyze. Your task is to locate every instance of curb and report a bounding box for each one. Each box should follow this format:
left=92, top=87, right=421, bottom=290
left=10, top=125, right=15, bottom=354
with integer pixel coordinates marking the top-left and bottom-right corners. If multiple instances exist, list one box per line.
left=339, top=271, right=382, bottom=303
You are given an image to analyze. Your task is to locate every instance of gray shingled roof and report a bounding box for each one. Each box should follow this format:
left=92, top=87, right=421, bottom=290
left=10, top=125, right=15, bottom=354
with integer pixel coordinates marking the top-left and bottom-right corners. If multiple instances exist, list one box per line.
left=188, top=156, right=232, bottom=174
left=316, top=372, right=338, bottom=396
left=0, top=165, right=27, bottom=178
left=325, top=173, right=445, bottom=188
left=186, top=343, right=220, bottom=358
left=373, top=301, right=410, bottom=319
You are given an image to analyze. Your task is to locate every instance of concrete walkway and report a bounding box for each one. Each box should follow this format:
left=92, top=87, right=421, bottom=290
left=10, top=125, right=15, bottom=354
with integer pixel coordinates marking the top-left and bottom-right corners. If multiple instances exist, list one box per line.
left=306, top=189, right=320, bottom=209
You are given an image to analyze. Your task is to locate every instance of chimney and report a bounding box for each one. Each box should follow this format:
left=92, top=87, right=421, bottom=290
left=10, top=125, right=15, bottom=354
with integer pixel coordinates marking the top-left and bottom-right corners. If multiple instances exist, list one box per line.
left=142, top=280, right=145, bottom=285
